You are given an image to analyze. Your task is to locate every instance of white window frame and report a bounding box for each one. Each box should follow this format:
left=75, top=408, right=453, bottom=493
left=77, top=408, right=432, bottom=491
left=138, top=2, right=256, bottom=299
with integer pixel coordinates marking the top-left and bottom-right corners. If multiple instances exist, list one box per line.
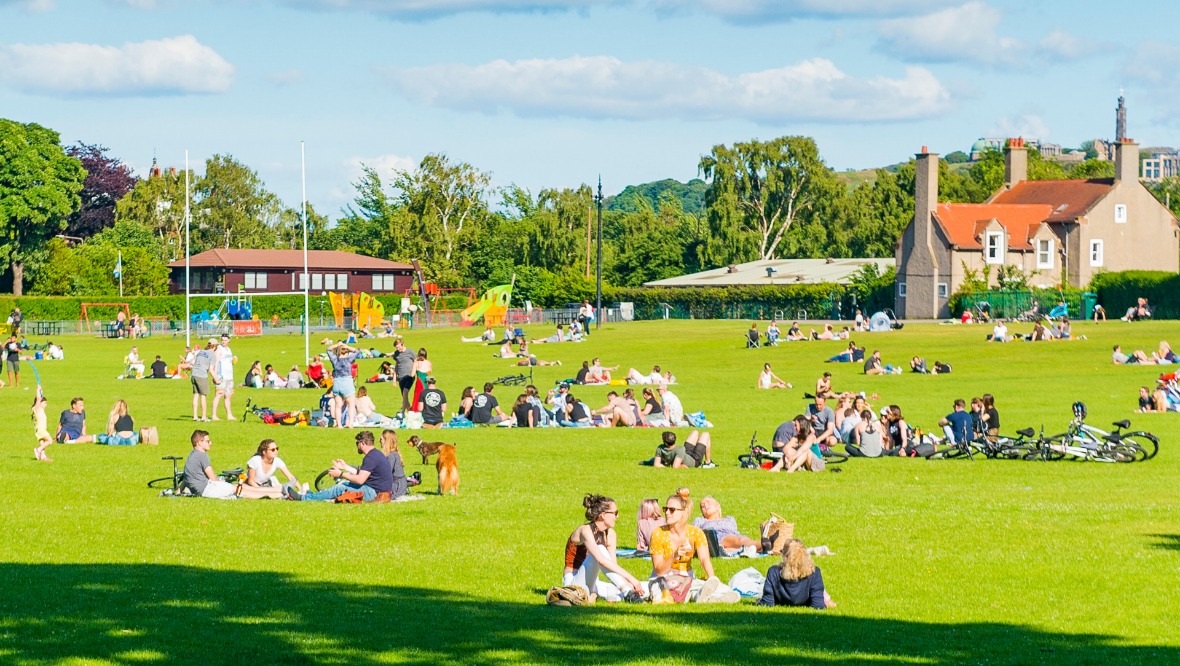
left=337, top=273, right=348, bottom=291
left=898, top=282, right=907, bottom=297
left=324, top=273, right=336, bottom=291
left=244, top=272, right=255, bottom=289
left=312, top=273, right=323, bottom=291
left=1036, top=239, right=1054, bottom=269
left=298, top=272, right=309, bottom=291
left=937, top=283, right=948, bottom=298
left=1114, top=204, right=1127, bottom=224
left=1090, top=240, right=1104, bottom=267
left=985, top=231, right=1005, bottom=264
left=371, top=275, right=382, bottom=291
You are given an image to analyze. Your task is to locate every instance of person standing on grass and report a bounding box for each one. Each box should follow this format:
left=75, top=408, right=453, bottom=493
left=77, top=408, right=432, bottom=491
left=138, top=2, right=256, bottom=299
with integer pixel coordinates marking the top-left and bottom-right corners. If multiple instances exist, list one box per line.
left=9, top=306, right=22, bottom=336
left=211, top=334, right=236, bottom=421
left=56, top=397, right=95, bottom=444
left=327, top=341, right=359, bottom=428
left=33, top=388, right=52, bottom=461
left=5, top=334, right=21, bottom=388
left=191, top=340, right=215, bottom=421
left=392, top=337, right=416, bottom=417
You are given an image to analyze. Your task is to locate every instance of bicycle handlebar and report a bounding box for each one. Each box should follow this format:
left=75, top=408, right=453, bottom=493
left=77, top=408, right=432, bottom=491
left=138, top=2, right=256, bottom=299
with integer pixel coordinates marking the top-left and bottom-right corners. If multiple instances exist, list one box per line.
left=162, top=455, right=182, bottom=461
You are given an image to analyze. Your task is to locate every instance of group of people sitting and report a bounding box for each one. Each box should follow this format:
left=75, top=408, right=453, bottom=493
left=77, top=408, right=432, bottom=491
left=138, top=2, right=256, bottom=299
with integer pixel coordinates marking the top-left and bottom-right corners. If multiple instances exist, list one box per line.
left=182, top=428, right=411, bottom=502
left=243, top=360, right=311, bottom=389
left=987, top=318, right=1080, bottom=342
left=1138, top=373, right=1180, bottom=412
left=554, top=491, right=834, bottom=607
left=1113, top=341, right=1175, bottom=365
left=454, top=380, right=686, bottom=428
left=749, top=321, right=858, bottom=348
left=34, top=396, right=147, bottom=461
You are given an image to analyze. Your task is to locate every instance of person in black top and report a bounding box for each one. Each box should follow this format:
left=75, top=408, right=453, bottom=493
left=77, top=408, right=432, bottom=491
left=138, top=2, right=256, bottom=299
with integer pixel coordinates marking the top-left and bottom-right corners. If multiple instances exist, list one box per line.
left=757, top=539, right=834, bottom=609
left=469, top=382, right=507, bottom=424
left=9, top=307, right=22, bottom=335
left=512, top=393, right=540, bottom=427
left=981, top=393, right=1000, bottom=439
left=5, top=334, right=20, bottom=388
left=416, top=377, right=447, bottom=428
left=291, top=430, right=393, bottom=502
left=99, top=399, right=138, bottom=445
left=1137, top=386, right=1157, bottom=412
left=561, top=395, right=592, bottom=426
left=149, top=355, right=169, bottom=379
left=574, top=361, right=590, bottom=385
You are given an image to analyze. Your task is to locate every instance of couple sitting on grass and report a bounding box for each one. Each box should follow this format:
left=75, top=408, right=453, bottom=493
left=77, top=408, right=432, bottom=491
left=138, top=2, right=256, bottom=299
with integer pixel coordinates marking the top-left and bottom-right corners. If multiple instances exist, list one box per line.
left=553, top=492, right=833, bottom=608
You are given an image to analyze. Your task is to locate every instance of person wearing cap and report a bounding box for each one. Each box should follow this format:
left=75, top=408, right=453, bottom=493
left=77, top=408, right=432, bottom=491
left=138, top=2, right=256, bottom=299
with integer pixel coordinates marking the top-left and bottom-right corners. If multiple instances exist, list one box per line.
left=211, top=334, right=237, bottom=421
left=546, top=382, right=570, bottom=421
left=416, top=377, right=447, bottom=428
left=327, top=341, right=359, bottom=428
left=190, top=339, right=216, bottom=421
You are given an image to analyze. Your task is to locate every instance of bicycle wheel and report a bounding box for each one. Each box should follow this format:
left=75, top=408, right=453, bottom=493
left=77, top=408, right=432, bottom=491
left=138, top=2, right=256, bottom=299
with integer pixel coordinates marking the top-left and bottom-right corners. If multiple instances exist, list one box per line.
left=147, top=474, right=181, bottom=489
left=996, top=444, right=1034, bottom=460
left=314, top=468, right=338, bottom=491
left=930, top=446, right=967, bottom=460
left=1119, top=432, right=1159, bottom=460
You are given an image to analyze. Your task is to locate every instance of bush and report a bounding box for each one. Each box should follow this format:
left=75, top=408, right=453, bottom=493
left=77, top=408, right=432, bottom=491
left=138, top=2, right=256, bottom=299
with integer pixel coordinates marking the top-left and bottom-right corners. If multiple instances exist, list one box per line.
left=1090, top=270, right=1180, bottom=319
left=603, top=284, right=882, bottom=321
left=0, top=295, right=328, bottom=322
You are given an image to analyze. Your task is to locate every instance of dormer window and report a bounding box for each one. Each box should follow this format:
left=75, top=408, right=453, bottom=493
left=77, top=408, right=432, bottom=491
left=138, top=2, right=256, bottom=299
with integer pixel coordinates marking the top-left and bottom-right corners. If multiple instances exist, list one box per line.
left=985, top=231, right=1005, bottom=264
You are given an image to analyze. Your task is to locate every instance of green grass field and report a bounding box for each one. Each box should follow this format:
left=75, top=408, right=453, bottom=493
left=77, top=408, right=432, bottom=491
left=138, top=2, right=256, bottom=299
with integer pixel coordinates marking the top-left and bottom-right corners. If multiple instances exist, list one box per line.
left=2, top=319, right=1178, bottom=665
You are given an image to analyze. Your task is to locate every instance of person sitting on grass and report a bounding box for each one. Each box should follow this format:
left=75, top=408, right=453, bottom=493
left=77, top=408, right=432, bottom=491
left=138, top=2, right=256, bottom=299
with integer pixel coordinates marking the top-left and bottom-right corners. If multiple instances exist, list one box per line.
left=910, top=356, right=930, bottom=374
left=1122, top=297, right=1151, bottom=322
left=847, top=410, right=883, bottom=457
left=263, top=364, right=284, bottom=388
left=863, top=350, right=901, bottom=375
left=352, top=386, right=387, bottom=426
left=938, top=399, right=974, bottom=445
left=758, top=363, right=791, bottom=389
left=184, top=430, right=275, bottom=499
left=462, top=326, right=496, bottom=343
left=306, top=357, right=328, bottom=388
left=512, top=393, right=541, bottom=428
left=56, top=397, right=95, bottom=444
left=380, top=430, right=409, bottom=500
left=825, top=341, right=864, bottom=363
left=246, top=439, right=299, bottom=496
left=811, top=324, right=836, bottom=341
left=757, top=538, right=835, bottom=609
left=470, top=382, right=509, bottom=425
left=785, top=321, right=805, bottom=341
left=814, top=372, right=834, bottom=399
left=1138, top=386, right=1159, bottom=412
left=990, top=320, right=1010, bottom=342
left=593, top=391, right=637, bottom=427
left=636, top=498, right=664, bottom=553
left=417, top=377, right=448, bottom=428
left=1112, top=345, right=1153, bottom=365
left=243, top=360, right=263, bottom=388
left=288, top=430, right=393, bottom=502
left=767, top=320, right=781, bottom=344
left=560, top=394, right=593, bottom=427
left=654, top=430, right=715, bottom=468
left=1153, top=341, right=1176, bottom=365
left=47, top=341, right=64, bottom=360
left=97, top=399, right=138, bottom=446
left=806, top=394, right=839, bottom=450
left=693, top=496, right=762, bottom=556
left=149, top=355, right=169, bottom=379
left=587, top=358, right=616, bottom=383
left=639, top=387, right=667, bottom=427
left=498, top=340, right=520, bottom=359
left=649, top=493, right=729, bottom=604
left=657, top=384, right=684, bottom=426
left=770, top=417, right=819, bottom=472
left=561, top=493, right=645, bottom=603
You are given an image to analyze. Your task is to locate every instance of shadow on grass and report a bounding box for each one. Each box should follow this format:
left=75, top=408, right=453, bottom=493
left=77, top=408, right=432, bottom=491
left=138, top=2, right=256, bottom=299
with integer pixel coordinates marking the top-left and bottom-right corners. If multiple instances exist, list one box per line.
left=0, top=564, right=1172, bottom=665
left=1149, top=534, right=1180, bottom=551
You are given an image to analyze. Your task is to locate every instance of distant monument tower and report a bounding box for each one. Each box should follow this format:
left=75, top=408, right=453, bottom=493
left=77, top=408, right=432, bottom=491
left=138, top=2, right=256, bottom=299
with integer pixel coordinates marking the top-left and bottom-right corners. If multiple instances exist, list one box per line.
left=1115, top=94, right=1127, bottom=142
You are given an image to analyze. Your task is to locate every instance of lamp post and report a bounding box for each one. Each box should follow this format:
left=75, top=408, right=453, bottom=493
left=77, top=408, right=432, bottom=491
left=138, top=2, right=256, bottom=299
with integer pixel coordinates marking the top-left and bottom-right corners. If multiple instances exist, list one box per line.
left=595, top=176, right=603, bottom=330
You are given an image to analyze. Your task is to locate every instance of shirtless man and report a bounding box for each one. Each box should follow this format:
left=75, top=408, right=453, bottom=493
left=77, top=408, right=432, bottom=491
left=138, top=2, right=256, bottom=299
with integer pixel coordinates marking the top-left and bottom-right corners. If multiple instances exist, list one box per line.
left=593, top=391, right=637, bottom=427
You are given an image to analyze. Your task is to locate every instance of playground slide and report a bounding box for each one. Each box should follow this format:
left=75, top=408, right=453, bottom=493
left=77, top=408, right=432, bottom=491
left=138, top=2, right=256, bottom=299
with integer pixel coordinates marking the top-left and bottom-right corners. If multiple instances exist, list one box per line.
left=461, top=284, right=513, bottom=327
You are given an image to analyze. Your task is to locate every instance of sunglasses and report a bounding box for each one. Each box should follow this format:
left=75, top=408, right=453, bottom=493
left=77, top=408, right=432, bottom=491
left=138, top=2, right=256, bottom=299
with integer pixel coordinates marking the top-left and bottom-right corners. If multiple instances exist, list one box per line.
left=268, top=447, right=278, bottom=451
left=662, top=506, right=681, bottom=513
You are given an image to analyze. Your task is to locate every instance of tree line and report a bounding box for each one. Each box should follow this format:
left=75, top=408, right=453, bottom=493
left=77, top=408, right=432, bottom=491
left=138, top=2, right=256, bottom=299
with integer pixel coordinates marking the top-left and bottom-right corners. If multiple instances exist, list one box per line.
left=2, top=117, right=1175, bottom=303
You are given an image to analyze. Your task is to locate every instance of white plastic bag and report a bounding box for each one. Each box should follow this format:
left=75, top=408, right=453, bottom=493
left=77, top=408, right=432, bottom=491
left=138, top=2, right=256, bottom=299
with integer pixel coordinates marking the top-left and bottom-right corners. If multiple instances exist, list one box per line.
left=728, top=567, right=766, bottom=598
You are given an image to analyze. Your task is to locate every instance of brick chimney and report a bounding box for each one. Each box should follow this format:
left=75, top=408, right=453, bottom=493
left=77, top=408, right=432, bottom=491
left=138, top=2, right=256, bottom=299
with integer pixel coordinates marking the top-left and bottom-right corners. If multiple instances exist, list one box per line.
left=914, top=147, right=938, bottom=248
left=1004, top=137, right=1027, bottom=188
left=899, top=147, right=941, bottom=319
left=1115, top=139, right=1139, bottom=182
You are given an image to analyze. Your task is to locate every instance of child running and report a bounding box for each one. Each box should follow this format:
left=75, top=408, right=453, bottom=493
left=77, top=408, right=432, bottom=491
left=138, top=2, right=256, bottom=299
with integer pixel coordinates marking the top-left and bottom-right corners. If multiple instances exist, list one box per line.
left=33, top=387, right=52, bottom=461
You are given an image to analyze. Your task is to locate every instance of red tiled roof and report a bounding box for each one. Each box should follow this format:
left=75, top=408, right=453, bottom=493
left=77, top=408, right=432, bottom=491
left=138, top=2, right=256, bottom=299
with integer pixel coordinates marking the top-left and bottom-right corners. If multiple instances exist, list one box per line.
left=168, top=249, right=413, bottom=271
left=932, top=203, right=1055, bottom=250
left=990, top=179, right=1114, bottom=222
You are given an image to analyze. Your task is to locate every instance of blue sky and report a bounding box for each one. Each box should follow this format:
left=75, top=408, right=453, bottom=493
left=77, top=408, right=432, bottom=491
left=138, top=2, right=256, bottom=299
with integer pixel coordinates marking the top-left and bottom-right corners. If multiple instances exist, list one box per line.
left=3, top=0, right=1179, bottom=218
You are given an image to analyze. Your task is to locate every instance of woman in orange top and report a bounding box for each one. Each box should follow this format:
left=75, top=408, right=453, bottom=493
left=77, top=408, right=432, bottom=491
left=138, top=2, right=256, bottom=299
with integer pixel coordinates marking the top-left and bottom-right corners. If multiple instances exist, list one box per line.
left=562, top=493, right=644, bottom=602
left=649, top=493, right=716, bottom=601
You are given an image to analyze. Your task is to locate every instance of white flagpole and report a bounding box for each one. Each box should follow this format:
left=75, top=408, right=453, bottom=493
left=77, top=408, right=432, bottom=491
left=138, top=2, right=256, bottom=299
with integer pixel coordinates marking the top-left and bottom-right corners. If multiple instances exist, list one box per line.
left=301, top=142, right=310, bottom=365
left=117, top=250, right=123, bottom=298
left=185, top=151, right=191, bottom=348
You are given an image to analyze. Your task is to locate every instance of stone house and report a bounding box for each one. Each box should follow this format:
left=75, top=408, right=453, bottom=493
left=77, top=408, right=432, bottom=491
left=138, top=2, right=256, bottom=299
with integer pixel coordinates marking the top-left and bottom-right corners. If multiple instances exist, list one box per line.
left=895, top=138, right=1179, bottom=319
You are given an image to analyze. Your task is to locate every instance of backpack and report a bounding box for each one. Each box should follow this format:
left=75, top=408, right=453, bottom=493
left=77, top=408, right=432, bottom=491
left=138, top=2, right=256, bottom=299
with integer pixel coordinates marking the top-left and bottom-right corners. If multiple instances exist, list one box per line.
left=334, top=491, right=364, bottom=504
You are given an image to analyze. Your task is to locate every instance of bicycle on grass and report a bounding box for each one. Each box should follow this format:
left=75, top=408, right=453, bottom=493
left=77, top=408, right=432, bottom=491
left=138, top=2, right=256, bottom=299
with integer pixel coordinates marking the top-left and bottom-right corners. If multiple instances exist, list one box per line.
left=147, top=455, right=244, bottom=495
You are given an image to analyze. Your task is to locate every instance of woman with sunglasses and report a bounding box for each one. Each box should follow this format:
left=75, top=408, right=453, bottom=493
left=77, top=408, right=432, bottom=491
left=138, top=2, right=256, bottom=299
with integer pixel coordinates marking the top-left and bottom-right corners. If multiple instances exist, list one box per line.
left=562, top=493, right=644, bottom=603
left=649, top=493, right=717, bottom=603
left=245, top=439, right=299, bottom=498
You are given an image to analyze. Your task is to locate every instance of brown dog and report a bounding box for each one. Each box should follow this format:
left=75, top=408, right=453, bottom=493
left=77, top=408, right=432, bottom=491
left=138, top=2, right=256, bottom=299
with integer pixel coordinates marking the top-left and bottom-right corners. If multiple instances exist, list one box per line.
left=436, top=444, right=459, bottom=496
left=407, top=435, right=446, bottom=465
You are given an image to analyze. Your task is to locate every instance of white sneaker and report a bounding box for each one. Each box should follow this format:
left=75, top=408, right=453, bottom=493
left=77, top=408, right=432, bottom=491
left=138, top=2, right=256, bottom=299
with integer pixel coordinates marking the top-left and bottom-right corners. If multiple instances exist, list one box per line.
left=696, top=576, right=721, bottom=603
left=740, top=544, right=758, bottom=558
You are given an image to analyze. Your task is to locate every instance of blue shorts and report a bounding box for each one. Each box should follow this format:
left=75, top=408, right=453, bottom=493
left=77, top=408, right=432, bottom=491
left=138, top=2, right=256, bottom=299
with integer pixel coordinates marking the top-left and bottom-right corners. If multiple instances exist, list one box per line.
left=332, top=376, right=356, bottom=398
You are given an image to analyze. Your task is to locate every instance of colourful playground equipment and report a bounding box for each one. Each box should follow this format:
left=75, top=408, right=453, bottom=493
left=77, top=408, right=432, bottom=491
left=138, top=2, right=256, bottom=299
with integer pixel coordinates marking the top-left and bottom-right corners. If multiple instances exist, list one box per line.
left=461, top=283, right=513, bottom=327
left=327, top=292, right=387, bottom=330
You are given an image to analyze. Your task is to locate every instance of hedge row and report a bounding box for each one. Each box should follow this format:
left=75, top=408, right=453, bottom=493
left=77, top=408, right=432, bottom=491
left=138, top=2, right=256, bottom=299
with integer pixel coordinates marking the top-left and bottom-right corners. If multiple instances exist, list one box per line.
left=603, top=284, right=888, bottom=321
left=1091, top=271, right=1180, bottom=319
left=0, top=295, right=317, bottom=322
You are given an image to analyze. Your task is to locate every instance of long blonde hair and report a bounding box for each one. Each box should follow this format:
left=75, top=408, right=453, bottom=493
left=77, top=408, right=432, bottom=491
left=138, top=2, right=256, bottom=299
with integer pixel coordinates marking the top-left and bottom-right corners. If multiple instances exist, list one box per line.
left=106, top=400, right=129, bottom=435
left=381, top=430, right=403, bottom=463
left=779, top=539, right=816, bottom=581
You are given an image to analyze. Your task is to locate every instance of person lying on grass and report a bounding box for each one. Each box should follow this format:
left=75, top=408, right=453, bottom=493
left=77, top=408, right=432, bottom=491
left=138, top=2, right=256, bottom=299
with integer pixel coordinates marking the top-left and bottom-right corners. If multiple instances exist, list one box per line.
left=756, top=539, right=835, bottom=609
left=1112, top=345, right=1153, bottom=365
left=692, top=496, right=762, bottom=556
left=654, top=430, right=716, bottom=468
left=562, top=493, right=644, bottom=603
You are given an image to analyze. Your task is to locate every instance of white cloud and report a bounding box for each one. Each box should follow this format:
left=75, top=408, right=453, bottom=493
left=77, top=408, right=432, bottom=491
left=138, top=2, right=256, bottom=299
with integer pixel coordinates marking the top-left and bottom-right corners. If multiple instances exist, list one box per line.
left=988, top=114, right=1051, bottom=141
left=877, top=2, right=1026, bottom=66
left=0, top=35, right=234, bottom=96
left=0, top=0, right=54, bottom=10
left=345, top=153, right=418, bottom=177
left=1123, top=41, right=1180, bottom=122
left=279, top=0, right=605, bottom=20
left=380, top=55, right=952, bottom=123
left=1038, top=29, right=1088, bottom=60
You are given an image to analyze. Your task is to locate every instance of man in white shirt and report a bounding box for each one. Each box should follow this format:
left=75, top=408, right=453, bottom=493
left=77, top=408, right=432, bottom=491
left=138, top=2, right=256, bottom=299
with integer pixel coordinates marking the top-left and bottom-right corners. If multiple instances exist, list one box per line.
left=991, top=320, right=1009, bottom=343
left=212, top=334, right=236, bottom=421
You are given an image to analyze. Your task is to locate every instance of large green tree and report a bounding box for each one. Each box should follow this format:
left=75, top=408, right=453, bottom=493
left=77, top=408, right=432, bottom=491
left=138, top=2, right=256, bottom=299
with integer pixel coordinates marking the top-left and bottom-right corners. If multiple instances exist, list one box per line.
left=114, top=168, right=192, bottom=260
left=192, top=154, right=281, bottom=251
left=0, top=119, right=85, bottom=295
left=699, top=136, right=840, bottom=266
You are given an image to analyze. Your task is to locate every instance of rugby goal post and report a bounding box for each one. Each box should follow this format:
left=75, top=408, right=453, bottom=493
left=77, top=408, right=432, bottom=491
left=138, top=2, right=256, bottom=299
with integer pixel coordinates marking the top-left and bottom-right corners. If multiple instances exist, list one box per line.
left=80, top=302, right=130, bottom=333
